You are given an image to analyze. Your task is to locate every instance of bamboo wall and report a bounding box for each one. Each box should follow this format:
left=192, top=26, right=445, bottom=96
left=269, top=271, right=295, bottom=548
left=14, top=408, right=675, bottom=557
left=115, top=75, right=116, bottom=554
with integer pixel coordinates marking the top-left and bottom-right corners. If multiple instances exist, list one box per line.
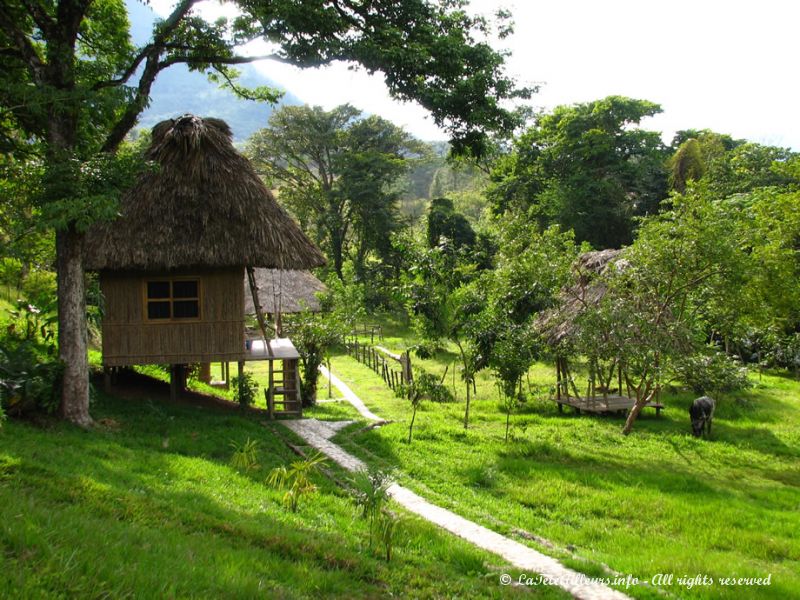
left=100, top=267, right=245, bottom=366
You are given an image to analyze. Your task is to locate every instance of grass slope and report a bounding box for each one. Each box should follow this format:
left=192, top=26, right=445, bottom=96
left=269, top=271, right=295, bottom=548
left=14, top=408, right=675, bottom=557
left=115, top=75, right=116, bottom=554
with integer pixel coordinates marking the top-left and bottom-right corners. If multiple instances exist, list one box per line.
left=0, top=389, right=566, bottom=599
left=327, top=343, right=800, bottom=600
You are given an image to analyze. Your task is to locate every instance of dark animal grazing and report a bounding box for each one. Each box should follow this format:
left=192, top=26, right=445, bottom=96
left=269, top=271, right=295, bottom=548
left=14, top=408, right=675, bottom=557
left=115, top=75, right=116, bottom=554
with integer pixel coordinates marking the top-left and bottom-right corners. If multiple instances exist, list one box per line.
left=689, top=396, right=715, bottom=438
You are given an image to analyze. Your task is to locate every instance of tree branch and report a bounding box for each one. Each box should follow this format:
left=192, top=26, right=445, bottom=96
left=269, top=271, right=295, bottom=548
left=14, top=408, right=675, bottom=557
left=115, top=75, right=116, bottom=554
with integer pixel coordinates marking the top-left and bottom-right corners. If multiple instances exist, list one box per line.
left=156, top=52, right=293, bottom=71
left=92, top=0, right=199, bottom=91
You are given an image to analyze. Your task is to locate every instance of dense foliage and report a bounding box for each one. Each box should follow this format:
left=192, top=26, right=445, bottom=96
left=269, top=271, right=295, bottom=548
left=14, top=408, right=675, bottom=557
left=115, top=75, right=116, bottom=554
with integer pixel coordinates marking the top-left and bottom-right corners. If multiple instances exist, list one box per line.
left=488, top=96, right=669, bottom=248
left=0, top=301, right=63, bottom=417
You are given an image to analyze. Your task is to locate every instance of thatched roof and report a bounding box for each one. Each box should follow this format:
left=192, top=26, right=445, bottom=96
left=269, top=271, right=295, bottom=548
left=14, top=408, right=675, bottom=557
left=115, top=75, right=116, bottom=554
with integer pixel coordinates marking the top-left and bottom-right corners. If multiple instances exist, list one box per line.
left=85, top=115, right=326, bottom=271
left=244, top=269, right=327, bottom=315
left=537, top=249, right=628, bottom=347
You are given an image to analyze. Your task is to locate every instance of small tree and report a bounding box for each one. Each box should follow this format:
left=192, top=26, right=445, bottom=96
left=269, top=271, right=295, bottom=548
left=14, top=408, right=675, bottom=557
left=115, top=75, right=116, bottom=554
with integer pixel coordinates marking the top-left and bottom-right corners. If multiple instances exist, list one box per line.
left=284, top=310, right=344, bottom=407
left=488, top=324, right=535, bottom=442
left=397, top=371, right=446, bottom=444
left=575, top=184, right=753, bottom=434
left=232, top=372, right=258, bottom=409
left=471, top=222, right=578, bottom=430
left=351, top=468, right=394, bottom=554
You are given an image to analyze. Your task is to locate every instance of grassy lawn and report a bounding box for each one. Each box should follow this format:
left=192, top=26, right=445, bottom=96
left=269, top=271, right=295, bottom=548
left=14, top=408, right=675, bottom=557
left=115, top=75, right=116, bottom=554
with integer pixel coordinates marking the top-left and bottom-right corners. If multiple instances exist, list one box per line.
left=326, top=330, right=800, bottom=600
left=0, top=387, right=568, bottom=599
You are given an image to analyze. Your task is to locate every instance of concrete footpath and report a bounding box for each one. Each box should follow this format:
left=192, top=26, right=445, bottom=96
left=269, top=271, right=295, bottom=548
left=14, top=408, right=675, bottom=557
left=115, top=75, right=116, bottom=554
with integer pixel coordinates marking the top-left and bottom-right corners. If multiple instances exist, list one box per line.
left=281, top=368, right=632, bottom=600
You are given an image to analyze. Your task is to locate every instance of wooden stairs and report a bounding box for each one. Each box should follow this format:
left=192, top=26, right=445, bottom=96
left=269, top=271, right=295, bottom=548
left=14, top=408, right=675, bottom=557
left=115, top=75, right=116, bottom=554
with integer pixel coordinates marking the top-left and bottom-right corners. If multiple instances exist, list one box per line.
left=266, top=359, right=302, bottom=418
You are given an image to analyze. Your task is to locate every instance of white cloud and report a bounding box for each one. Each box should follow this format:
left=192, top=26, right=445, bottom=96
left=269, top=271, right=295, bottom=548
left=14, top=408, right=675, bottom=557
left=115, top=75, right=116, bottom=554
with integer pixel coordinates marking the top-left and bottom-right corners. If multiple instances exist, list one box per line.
left=249, top=54, right=445, bottom=140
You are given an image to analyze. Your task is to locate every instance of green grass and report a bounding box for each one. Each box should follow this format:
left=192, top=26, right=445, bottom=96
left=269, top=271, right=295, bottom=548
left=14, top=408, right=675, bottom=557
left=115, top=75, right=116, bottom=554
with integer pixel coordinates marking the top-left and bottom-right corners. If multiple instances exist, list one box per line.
left=0, top=284, right=22, bottom=316
left=0, top=388, right=569, bottom=599
left=326, top=338, right=800, bottom=600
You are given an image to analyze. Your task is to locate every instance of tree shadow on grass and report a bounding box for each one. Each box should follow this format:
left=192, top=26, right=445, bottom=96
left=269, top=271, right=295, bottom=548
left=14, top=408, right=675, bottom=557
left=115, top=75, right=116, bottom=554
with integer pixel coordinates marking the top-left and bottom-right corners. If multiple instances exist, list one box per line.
left=491, top=437, right=796, bottom=508
left=4, top=421, right=383, bottom=596
left=335, top=421, right=404, bottom=474
left=98, top=369, right=272, bottom=418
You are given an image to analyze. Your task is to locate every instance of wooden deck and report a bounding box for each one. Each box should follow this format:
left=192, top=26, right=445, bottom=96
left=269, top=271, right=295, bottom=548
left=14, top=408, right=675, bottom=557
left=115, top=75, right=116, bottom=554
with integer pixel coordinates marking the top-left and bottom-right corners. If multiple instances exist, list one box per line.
left=244, top=337, right=300, bottom=361
left=555, top=394, right=664, bottom=415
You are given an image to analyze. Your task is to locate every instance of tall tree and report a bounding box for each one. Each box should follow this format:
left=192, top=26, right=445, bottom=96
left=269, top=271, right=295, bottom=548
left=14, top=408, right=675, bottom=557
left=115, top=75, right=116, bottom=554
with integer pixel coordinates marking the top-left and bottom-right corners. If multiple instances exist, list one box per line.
left=426, top=197, right=476, bottom=249
left=247, top=105, right=421, bottom=279
left=489, top=96, right=668, bottom=249
left=0, top=0, right=531, bottom=425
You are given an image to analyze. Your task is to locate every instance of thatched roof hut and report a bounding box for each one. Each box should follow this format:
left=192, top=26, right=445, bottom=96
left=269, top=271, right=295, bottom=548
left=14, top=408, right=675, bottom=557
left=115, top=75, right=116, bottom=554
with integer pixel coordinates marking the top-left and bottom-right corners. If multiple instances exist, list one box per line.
left=85, top=115, right=325, bottom=271
left=244, top=269, right=327, bottom=315
left=537, top=249, right=627, bottom=347
left=85, top=115, right=325, bottom=402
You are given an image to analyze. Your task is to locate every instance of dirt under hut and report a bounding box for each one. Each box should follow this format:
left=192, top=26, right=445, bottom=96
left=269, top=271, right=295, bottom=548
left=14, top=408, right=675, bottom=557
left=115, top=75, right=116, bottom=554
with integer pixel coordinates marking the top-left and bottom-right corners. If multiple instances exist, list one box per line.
left=84, top=115, right=326, bottom=414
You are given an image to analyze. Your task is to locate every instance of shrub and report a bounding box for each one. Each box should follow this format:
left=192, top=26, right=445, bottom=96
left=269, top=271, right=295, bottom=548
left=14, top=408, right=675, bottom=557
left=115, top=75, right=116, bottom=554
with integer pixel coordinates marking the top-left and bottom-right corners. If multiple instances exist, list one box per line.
left=376, top=511, right=400, bottom=562
left=0, top=341, right=63, bottom=416
left=351, top=468, right=392, bottom=521
left=771, top=333, right=800, bottom=372
left=0, top=258, right=23, bottom=289
left=0, top=301, right=62, bottom=416
left=674, top=350, right=752, bottom=395
left=232, top=372, right=259, bottom=408
left=350, top=468, right=399, bottom=561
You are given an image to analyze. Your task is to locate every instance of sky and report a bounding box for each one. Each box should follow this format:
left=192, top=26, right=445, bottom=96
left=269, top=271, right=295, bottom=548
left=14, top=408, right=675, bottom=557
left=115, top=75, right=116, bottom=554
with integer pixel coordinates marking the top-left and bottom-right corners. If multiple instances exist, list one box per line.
left=148, top=0, right=800, bottom=149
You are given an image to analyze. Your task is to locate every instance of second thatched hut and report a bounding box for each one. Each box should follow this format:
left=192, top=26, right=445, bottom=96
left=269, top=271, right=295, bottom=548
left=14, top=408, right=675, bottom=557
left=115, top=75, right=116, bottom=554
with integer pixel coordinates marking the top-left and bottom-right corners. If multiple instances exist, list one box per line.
left=536, top=249, right=662, bottom=415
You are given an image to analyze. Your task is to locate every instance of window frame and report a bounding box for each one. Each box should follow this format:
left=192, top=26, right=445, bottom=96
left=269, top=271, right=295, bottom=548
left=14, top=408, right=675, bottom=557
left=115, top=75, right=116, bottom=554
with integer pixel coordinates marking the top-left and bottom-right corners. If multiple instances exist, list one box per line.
left=143, top=277, right=202, bottom=323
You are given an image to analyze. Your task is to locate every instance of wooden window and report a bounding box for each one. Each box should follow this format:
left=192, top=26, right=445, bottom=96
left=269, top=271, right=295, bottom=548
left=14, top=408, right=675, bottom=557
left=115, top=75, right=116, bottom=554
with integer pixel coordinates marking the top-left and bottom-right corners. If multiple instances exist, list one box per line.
left=145, top=279, right=200, bottom=321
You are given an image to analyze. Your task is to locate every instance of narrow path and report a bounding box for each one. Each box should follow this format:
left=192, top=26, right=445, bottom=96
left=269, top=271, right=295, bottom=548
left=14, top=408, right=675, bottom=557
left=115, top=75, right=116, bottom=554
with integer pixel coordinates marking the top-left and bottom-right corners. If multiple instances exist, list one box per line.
left=318, top=364, right=384, bottom=422
left=297, top=368, right=631, bottom=600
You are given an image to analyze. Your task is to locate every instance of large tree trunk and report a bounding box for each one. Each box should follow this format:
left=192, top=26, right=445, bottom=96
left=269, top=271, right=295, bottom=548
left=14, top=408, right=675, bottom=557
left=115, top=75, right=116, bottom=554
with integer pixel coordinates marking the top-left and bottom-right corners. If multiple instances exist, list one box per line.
left=57, top=226, right=92, bottom=427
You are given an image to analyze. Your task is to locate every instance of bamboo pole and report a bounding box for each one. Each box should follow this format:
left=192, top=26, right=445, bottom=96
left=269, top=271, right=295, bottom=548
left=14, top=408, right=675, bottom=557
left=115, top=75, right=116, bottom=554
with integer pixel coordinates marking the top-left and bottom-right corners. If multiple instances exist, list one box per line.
left=246, top=266, right=274, bottom=351
left=556, top=358, right=562, bottom=402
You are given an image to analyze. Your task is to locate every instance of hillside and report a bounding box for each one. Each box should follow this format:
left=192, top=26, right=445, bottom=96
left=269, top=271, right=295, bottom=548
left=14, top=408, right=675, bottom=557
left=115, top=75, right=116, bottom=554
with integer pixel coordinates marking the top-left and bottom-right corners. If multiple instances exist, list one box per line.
left=0, top=382, right=563, bottom=599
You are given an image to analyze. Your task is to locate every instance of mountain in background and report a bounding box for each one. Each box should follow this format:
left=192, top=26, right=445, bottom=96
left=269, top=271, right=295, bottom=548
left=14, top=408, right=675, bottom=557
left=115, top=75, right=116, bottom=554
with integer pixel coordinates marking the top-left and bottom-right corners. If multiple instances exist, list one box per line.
left=127, top=0, right=301, bottom=142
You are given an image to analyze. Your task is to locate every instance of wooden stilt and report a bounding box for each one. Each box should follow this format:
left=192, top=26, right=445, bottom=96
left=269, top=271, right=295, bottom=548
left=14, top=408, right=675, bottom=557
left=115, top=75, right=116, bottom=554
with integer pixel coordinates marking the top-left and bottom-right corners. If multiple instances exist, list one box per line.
left=103, top=367, right=111, bottom=393
left=170, top=364, right=179, bottom=402
left=268, top=360, right=274, bottom=419
left=199, top=362, right=211, bottom=384
left=556, top=358, right=562, bottom=402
